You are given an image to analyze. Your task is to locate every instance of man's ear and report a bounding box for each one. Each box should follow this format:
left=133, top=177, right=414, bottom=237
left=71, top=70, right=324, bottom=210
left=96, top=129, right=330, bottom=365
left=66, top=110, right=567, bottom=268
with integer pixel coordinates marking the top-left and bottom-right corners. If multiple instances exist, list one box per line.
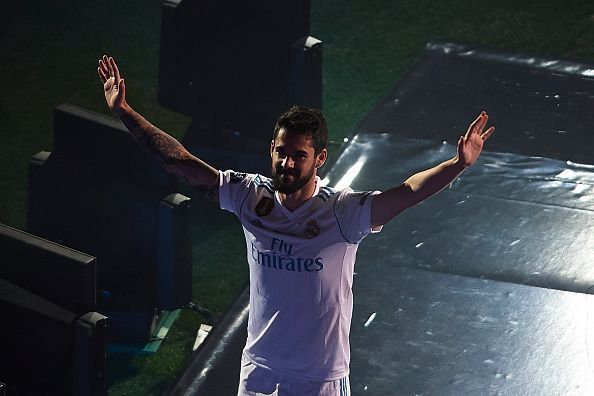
left=315, top=149, right=327, bottom=169
left=270, top=140, right=275, bottom=158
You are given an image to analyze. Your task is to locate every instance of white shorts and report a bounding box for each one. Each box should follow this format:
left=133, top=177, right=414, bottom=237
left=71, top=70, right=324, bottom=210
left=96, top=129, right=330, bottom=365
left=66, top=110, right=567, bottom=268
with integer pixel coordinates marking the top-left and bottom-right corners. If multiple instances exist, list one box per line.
left=237, top=354, right=351, bottom=396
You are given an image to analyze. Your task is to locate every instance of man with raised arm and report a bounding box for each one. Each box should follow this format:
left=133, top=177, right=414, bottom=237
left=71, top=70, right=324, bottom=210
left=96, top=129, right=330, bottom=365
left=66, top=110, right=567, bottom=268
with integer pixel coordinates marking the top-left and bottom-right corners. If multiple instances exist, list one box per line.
left=98, top=55, right=494, bottom=396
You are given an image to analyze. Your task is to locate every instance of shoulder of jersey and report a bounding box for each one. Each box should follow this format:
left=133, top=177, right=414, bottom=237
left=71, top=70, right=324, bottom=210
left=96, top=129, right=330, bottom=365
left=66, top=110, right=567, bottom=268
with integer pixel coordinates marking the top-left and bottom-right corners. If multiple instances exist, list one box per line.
left=253, top=174, right=275, bottom=195
left=229, top=171, right=250, bottom=184
left=317, top=185, right=338, bottom=202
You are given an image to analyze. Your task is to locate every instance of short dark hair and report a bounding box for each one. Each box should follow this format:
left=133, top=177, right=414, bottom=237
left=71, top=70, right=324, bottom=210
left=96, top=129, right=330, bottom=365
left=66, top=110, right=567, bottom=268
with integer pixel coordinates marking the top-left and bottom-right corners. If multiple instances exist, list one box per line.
left=273, top=106, right=328, bottom=154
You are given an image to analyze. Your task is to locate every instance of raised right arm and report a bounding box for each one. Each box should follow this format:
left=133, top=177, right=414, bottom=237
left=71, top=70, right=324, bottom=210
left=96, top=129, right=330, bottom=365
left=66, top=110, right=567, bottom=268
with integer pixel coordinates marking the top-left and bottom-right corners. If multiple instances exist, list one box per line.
left=97, top=55, right=219, bottom=200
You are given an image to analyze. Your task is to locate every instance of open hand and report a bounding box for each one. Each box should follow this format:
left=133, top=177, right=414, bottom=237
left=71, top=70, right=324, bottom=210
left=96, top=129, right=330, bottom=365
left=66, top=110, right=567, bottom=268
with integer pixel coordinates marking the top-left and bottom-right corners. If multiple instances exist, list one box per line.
left=97, top=55, right=127, bottom=115
left=457, top=111, right=495, bottom=168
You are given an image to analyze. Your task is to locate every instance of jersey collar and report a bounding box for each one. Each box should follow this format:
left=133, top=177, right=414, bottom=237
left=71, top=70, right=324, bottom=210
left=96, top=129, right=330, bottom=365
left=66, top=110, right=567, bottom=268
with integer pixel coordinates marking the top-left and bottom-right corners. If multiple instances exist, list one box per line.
left=274, top=176, right=321, bottom=219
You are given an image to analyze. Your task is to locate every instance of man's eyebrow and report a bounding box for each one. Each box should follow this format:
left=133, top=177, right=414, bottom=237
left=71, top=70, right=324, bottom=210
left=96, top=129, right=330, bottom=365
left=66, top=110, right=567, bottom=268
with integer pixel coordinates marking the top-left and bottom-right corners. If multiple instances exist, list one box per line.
left=274, top=146, right=309, bottom=155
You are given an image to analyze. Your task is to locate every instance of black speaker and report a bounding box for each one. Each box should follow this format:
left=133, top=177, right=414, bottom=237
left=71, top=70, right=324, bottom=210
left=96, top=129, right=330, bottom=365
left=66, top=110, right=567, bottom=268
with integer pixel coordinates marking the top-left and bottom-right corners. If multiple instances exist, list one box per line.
left=0, top=278, right=109, bottom=395
left=159, top=0, right=322, bottom=147
left=0, top=222, right=97, bottom=316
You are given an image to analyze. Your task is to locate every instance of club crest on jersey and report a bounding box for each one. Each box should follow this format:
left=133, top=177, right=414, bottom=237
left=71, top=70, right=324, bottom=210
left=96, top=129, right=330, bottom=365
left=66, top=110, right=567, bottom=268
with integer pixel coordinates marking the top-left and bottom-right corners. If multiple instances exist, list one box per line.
left=255, top=197, right=274, bottom=217
left=304, top=220, right=320, bottom=239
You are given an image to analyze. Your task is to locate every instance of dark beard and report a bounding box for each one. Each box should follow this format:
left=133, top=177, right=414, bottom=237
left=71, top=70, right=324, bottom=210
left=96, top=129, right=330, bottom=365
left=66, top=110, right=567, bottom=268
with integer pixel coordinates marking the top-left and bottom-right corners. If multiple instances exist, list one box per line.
left=272, top=165, right=314, bottom=194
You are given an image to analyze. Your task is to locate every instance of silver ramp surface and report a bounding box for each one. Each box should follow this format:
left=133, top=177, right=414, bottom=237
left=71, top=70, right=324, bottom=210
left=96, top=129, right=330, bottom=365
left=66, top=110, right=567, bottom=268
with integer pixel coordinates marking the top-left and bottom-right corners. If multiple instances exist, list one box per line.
left=322, top=135, right=594, bottom=294
left=349, top=266, right=594, bottom=395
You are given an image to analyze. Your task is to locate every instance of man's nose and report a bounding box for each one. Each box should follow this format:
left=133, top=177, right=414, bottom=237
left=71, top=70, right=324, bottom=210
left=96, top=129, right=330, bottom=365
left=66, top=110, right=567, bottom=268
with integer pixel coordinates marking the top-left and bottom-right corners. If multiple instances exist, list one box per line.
left=281, top=156, right=294, bottom=168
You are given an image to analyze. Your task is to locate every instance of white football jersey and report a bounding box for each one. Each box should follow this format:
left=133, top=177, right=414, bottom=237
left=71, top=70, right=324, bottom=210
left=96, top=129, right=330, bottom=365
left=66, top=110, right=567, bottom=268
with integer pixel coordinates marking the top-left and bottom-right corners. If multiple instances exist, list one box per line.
left=219, top=170, right=382, bottom=381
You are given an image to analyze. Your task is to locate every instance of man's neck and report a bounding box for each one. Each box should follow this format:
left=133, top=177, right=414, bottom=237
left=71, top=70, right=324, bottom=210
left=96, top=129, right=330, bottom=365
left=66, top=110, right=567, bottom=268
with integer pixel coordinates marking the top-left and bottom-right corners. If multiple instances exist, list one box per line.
left=277, top=176, right=318, bottom=212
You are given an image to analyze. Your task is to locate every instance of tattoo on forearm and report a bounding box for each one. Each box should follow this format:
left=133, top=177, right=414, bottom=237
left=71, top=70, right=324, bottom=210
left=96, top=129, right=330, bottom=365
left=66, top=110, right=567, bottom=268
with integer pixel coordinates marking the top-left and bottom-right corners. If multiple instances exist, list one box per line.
left=119, top=109, right=219, bottom=200
left=119, top=110, right=183, bottom=167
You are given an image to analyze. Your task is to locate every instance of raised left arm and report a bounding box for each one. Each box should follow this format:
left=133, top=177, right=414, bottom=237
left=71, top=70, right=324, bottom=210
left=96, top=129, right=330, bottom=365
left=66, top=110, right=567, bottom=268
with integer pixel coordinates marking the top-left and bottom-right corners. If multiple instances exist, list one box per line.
left=371, top=111, right=495, bottom=228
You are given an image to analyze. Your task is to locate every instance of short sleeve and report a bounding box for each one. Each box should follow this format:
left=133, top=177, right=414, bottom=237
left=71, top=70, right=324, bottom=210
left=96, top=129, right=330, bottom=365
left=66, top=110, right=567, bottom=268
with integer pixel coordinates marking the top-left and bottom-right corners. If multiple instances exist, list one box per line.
left=334, top=189, right=383, bottom=243
left=219, top=170, right=254, bottom=215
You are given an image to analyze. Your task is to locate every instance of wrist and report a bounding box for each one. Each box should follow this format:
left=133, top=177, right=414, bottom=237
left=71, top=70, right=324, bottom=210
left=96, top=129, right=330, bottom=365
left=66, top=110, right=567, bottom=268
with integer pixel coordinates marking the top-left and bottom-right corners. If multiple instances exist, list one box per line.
left=452, top=156, right=468, bottom=172
left=114, top=102, right=132, bottom=118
